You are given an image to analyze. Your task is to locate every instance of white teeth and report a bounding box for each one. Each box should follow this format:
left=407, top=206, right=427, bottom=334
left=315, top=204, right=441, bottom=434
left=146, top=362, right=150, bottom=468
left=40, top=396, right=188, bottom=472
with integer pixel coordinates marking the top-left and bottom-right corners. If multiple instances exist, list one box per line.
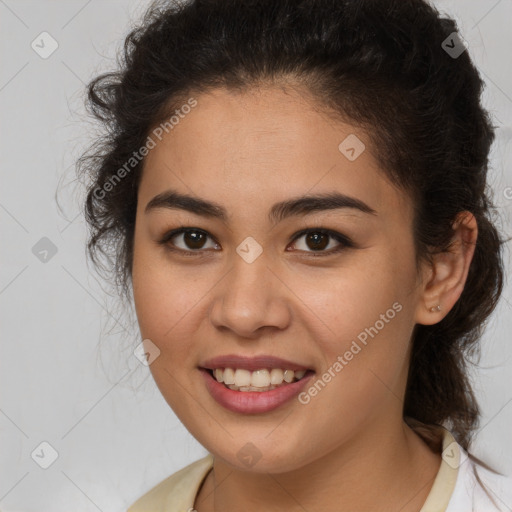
left=270, top=368, right=284, bottom=385
left=283, top=369, right=295, bottom=383
left=234, top=369, right=251, bottom=387
left=223, top=368, right=235, bottom=385
left=211, top=367, right=309, bottom=391
left=239, top=385, right=274, bottom=392
left=251, top=369, right=270, bottom=387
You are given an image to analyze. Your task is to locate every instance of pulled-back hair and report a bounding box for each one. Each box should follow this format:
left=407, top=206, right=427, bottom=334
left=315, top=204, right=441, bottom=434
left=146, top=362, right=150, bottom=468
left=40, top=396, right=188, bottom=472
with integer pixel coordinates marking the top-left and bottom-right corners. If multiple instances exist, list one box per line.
left=77, top=0, right=505, bottom=454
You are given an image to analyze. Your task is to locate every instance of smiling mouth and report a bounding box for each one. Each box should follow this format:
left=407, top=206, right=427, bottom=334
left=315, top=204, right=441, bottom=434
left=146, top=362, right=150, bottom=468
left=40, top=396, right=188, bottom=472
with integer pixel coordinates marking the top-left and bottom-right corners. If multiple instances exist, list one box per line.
left=206, top=367, right=314, bottom=392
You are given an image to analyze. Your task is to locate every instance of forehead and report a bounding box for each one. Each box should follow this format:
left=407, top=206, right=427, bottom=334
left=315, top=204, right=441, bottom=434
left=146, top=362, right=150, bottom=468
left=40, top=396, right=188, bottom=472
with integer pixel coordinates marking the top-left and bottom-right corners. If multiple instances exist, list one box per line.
left=139, top=86, right=413, bottom=223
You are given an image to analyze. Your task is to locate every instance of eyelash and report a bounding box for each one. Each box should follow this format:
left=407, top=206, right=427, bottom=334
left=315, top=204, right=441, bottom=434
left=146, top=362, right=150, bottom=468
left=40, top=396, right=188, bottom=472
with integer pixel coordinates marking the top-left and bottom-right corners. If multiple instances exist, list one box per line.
left=158, top=226, right=354, bottom=258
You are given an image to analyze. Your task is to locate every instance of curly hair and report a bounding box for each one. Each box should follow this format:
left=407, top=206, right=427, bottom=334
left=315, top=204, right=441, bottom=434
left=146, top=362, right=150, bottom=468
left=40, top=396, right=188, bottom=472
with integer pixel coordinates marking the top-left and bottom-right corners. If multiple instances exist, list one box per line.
left=77, top=0, right=505, bottom=454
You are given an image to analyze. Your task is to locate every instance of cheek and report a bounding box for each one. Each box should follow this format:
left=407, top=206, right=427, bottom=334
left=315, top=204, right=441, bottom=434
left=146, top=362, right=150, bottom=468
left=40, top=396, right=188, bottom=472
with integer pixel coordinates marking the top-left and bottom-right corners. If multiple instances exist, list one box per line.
left=291, top=254, right=414, bottom=393
left=292, top=256, right=404, bottom=341
left=131, top=240, right=217, bottom=376
left=132, top=232, right=191, bottom=337
left=131, top=253, right=204, bottom=409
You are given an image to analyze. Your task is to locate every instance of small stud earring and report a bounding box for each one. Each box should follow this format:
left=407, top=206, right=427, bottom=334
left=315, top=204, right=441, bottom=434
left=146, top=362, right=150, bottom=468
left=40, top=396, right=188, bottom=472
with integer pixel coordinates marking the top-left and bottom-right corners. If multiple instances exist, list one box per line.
left=429, top=304, right=442, bottom=313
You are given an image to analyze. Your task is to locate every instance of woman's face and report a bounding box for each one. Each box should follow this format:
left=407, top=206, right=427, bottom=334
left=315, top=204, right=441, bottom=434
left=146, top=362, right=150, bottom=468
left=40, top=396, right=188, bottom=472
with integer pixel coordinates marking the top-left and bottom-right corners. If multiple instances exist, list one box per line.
left=132, top=85, right=428, bottom=473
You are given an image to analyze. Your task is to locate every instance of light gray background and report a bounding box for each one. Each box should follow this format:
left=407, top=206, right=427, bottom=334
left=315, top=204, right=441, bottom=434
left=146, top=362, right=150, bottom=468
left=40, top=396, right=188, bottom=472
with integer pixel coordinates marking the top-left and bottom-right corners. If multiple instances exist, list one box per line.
left=1, top=1, right=511, bottom=511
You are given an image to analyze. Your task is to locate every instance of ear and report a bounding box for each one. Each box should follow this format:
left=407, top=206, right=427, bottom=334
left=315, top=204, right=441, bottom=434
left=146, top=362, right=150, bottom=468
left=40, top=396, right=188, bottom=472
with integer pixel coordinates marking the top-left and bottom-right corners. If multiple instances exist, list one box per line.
left=414, top=211, right=478, bottom=325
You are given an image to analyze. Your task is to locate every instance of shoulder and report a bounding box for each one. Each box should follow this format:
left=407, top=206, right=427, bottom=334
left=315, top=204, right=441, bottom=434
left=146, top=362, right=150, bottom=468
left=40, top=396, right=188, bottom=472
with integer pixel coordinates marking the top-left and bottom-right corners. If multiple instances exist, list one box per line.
left=127, top=454, right=214, bottom=512
left=446, top=448, right=512, bottom=512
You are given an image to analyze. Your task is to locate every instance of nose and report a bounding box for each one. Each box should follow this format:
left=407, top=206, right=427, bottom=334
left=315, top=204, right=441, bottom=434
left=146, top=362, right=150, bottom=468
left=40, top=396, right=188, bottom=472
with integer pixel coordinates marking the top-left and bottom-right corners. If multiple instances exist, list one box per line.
left=209, top=252, right=291, bottom=339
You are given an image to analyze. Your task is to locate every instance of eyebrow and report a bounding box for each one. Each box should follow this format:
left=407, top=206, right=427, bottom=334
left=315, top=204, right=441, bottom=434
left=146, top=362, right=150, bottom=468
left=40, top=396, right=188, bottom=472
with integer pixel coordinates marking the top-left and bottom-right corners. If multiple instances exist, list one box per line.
left=144, top=189, right=377, bottom=223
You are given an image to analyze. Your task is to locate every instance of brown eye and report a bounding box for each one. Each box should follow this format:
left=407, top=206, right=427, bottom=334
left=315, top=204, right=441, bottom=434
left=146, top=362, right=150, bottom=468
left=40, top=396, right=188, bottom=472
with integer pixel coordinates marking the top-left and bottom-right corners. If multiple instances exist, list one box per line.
left=160, top=228, right=219, bottom=253
left=304, top=232, right=329, bottom=251
left=290, top=229, right=353, bottom=255
left=180, top=230, right=208, bottom=249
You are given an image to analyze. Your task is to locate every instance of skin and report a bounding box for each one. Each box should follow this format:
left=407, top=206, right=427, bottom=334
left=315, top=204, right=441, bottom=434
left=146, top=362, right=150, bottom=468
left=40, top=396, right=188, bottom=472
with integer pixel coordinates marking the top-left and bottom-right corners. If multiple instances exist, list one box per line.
left=131, top=84, right=477, bottom=512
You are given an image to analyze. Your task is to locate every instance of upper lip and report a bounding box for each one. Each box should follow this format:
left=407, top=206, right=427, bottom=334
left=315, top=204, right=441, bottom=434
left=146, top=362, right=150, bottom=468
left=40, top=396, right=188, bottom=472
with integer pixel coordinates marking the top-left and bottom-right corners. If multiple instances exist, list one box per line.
left=200, top=354, right=313, bottom=372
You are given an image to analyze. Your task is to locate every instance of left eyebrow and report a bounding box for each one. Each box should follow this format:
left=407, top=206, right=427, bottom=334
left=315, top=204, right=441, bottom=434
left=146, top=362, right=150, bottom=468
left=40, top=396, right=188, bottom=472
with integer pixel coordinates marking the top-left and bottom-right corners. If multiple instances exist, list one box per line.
left=269, top=192, right=377, bottom=223
left=144, top=189, right=377, bottom=224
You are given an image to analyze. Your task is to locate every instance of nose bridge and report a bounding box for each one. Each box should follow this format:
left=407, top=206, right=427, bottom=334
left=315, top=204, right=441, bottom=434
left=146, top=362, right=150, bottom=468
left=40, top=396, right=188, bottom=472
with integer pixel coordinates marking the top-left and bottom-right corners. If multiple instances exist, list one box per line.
left=225, top=247, right=271, bottom=311
left=210, top=243, right=290, bottom=336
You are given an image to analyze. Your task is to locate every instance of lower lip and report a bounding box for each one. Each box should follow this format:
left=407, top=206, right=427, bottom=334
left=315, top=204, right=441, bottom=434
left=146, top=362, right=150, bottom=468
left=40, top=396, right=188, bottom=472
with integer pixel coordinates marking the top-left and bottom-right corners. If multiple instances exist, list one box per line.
left=200, top=368, right=315, bottom=414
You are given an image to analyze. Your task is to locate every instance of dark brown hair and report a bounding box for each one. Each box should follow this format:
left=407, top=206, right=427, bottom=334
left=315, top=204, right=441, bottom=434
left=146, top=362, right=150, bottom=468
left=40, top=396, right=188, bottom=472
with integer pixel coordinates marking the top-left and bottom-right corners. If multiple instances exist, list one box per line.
left=77, top=0, right=505, bottom=456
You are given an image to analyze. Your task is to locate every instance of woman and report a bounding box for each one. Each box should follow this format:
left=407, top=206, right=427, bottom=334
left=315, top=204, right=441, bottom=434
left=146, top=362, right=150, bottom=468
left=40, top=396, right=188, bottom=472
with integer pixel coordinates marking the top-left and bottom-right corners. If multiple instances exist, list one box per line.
left=78, top=0, right=512, bottom=510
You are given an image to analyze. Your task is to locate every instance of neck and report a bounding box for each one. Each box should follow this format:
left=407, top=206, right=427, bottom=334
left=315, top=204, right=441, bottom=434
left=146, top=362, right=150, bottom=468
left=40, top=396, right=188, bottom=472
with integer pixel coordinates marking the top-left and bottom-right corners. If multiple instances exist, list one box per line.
left=194, top=420, right=442, bottom=512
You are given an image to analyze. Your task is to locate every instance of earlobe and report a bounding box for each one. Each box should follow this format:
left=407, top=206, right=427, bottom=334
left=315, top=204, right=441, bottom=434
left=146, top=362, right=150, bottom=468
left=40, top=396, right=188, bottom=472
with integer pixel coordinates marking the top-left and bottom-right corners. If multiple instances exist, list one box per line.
left=414, top=211, right=478, bottom=326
